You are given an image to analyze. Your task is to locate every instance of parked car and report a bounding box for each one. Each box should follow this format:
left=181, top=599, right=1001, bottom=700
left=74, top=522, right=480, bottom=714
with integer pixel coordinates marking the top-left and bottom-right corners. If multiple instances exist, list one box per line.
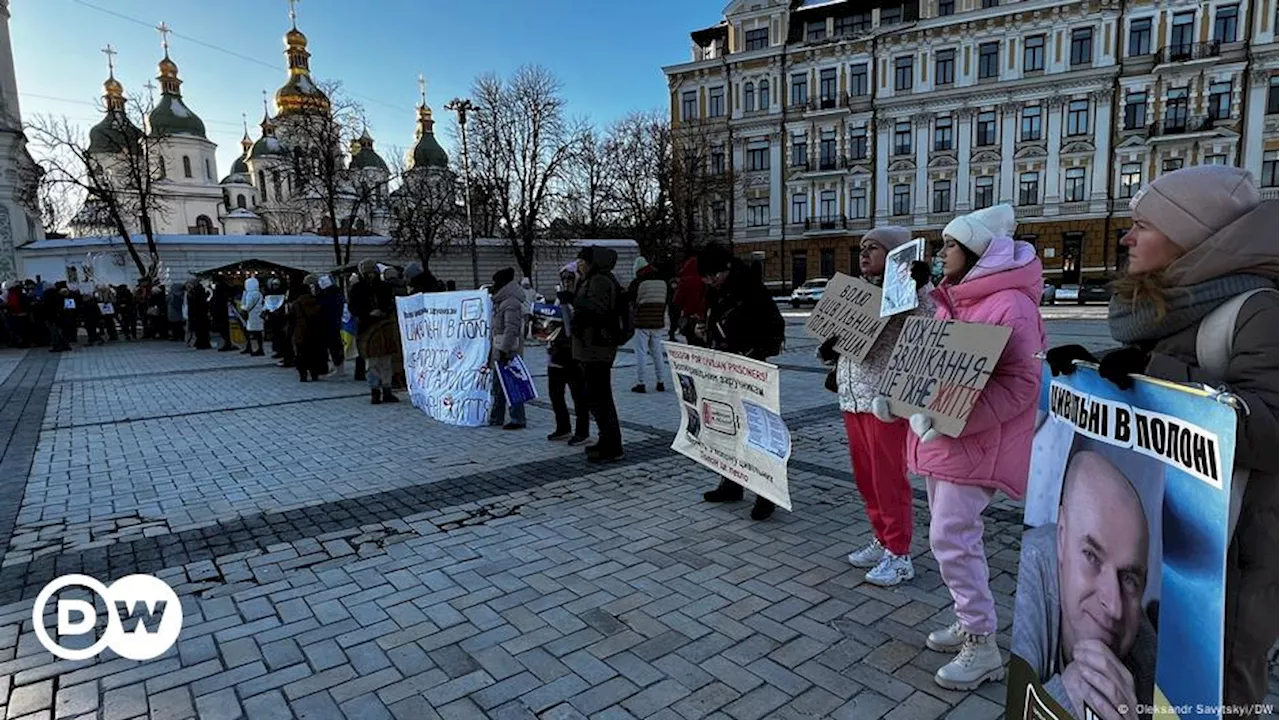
left=790, top=278, right=828, bottom=307
left=1078, top=278, right=1113, bottom=304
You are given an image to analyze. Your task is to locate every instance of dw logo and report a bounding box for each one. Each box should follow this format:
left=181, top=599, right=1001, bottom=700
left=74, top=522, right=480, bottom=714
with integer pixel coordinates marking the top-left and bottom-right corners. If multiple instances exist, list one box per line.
left=33, top=574, right=183, bottom=661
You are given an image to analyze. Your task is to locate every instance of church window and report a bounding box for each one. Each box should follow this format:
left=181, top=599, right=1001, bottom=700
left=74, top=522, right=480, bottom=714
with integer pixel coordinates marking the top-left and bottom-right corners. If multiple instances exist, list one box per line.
left=195, top=215, right=213, bottom=235
left=257, top=171, right=265, bottom=190
left=272, top=171, right=283, bottom=202
left=236, top=194, right=247, bottom=209
left=182, top=156, right=192, bottom=178
left=204, top=157, right=212, bottom=180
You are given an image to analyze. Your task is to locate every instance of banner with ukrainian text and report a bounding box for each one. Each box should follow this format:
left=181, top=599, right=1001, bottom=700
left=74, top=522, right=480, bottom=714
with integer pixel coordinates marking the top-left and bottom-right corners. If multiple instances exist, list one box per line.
left=664, top=342, right=792, bottom=511
left=396, top=291, right=493, bottom=427
left=1007, top=364, right=1238, bottom=720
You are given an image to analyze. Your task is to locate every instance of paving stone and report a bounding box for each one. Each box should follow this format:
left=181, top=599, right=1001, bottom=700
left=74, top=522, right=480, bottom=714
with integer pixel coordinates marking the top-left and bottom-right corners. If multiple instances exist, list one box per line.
left=517, top=674, right=590, bottom=714
left=422, top=669, right=494, bottom=707
left=885, top=690, right=952, bottom=720
left=620, top=678, right=692, bottom=718
left=100, top=684, right=148, bottom=720
left=53, top=682, right=98, bottom=718
left=671, top=681, right=741, bottom=720
left=6, top=680, right=52, bottom=717
left=146, top=687, right=194, bottom=720
left=944, top=694, right=1003, bottom=720
left=192, top=688, right=243, bottom=720
left=338, top=693, right=394, bottom=720
left=567, top=676, right=640, bottom=716
left=387, top=696, right=443, bottom=720
left=289, top=691, right=346, bottom=720
left=470, top=671, right=543, bottom=710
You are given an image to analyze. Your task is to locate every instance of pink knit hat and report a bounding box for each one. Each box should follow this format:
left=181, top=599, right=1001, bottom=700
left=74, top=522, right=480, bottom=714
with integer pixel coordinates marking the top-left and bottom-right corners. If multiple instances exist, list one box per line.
left=861, top=226, right=911, bottom=251
left=1130, top=165, right=1260, bottom=250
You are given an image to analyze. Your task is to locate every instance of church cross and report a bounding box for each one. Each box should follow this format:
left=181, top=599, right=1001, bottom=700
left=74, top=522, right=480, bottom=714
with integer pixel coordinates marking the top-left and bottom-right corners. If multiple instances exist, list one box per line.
left=101, top=44, right=117, bottom=76
left=155, top=22, right=172, bottom=56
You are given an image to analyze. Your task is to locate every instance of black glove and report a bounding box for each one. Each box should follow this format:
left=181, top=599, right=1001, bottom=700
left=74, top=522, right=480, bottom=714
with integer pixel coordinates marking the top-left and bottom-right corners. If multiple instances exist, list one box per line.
left=1098, top=346, right=1150, bottom=390
left=911, top=261, right=932, bottom=289
left=818, top=335, right=840, bottom=365
left=1045, top=344, right=1098, bottom=377
left=824, top=367, right=838, bottom=393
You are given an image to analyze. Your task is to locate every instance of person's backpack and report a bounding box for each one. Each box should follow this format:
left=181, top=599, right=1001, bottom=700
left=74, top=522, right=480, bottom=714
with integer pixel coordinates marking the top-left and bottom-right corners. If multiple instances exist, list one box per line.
left=1195, top=287, right=1277, bottom=537
left=610, top=279, right=635, bottom=346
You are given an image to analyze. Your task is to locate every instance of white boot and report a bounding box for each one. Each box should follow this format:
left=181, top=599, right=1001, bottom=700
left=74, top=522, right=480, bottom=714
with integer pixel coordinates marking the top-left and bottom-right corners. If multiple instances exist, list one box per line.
left=864, top=553, right=914, bottom=587
left=847, top=538, right=885, bottom=568
left=934, top=630, right=1005, bottom=690
left=926, top=619, right=964, bottom=652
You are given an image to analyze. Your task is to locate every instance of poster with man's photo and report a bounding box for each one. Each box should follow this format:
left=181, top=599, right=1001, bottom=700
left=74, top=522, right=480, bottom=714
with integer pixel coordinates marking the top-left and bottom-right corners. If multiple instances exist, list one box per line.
left=1007, top=364, right=1239, bottom=720
left=664, top=342, right=792, bottom=510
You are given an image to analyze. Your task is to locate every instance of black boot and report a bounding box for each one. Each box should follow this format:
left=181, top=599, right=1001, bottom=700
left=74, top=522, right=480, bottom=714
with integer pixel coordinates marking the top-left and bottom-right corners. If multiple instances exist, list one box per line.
left=750, top=496, right=776, bottom=521
left=703, top=478, right=744, bottom=503
left=370, top=389, right=382, bottom=405
left=382, top=388, right=399, bottom=403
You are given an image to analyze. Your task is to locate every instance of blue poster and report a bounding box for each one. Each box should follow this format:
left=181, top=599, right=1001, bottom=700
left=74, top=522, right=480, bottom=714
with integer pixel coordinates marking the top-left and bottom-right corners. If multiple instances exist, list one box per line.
left=497, top=355, right=538, bottom=407
left=396, top=290, right=493, bottom=427
left=1007, top=364, right=1238, bottom=720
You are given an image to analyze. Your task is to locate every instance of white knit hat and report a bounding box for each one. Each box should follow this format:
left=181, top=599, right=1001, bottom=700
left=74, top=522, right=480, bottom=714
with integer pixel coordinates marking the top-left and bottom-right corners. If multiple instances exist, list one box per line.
left=942, top=204, right=1016, bottom=257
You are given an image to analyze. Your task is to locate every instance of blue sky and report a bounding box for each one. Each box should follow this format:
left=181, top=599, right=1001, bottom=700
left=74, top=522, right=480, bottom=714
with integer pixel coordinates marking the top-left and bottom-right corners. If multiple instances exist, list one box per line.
left=13, top=0, right=720, bottom=175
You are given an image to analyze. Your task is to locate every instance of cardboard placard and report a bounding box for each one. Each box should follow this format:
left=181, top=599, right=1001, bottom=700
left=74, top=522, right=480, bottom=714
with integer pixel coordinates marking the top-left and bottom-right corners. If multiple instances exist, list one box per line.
left=877, top=316, right=1012, bottom=437
left=879, top=238, right=926, bottom=318
left=803, top=273, right=888, bottom=363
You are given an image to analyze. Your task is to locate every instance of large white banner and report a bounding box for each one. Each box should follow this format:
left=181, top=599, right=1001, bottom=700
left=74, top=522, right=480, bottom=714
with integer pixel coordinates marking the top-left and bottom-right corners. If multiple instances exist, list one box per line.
left=664, top=342, right=792, bottom=511
left=397, top=290, right=493, bottom=427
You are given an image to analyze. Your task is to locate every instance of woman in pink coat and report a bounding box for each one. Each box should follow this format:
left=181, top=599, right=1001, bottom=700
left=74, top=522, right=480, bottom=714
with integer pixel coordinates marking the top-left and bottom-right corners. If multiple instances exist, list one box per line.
left=907, top=203, right=1046, bottom=691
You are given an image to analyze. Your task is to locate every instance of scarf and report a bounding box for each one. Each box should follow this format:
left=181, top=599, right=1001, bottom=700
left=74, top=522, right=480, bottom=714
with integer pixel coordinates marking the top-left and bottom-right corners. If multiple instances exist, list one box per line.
left=1108, top=273, right=1275, bottom=344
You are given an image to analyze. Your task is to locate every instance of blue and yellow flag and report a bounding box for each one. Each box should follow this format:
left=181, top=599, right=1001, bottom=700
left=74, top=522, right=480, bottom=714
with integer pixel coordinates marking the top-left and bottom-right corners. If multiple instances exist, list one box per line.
left=341, top=303, right=358, bottom=360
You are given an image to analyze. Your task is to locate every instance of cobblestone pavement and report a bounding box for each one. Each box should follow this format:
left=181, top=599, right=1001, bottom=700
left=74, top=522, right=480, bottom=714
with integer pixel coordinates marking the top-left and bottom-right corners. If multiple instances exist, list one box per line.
left=0, top=313, right=1271, bottom=720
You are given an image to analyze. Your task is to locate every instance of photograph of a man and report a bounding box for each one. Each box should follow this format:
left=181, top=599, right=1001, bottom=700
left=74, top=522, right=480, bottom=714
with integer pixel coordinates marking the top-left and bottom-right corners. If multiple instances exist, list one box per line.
left=1013, top=450, right=1157, bottom=720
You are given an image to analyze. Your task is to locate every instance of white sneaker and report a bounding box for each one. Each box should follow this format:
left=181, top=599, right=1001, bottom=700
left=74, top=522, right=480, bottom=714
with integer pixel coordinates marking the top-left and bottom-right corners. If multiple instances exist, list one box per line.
left=926, top=619, right=965, bottom=652
left=934, top=630, right=1005, bottom=690
left=864, top=553, right=914, bottom=587
left=847, top=539, right=886, bottom=568
left=329, top=365, right=346, bottom=378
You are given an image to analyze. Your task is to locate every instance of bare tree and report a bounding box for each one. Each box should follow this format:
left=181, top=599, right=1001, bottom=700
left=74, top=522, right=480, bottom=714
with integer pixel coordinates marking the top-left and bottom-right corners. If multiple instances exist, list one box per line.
left=603, top=110, right=672, bottom=258
left=28, top=93, right=167, bottom=279
left=386, top=154, right=461, bottom=271
left=557, top=121, right=615, bottom=238
left=669, top=118, right=737, bottom=255
left=36, top=170, right=77, bottom=238
left=468, top=65, right=575, bottom=277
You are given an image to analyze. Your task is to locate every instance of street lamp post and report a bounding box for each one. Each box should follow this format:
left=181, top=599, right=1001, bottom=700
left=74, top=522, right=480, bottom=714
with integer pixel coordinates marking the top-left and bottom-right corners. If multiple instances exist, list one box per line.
left=444, top=98, right=479, bottom=290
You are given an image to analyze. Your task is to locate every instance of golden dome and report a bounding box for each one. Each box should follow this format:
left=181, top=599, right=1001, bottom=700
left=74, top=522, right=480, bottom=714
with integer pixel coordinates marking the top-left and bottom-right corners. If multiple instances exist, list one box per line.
left=158, top=56, right=178, bottom=77
left=285, top=28, right=307, bottom=48
left=103, top=76, right=123, bottom=97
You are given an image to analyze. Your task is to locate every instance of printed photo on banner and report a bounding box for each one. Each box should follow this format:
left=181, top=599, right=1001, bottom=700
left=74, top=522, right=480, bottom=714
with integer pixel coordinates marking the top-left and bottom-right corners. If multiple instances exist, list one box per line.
left=529, top=302, right=564, bottom=343
left=877, top=316, right=1010, bottom=437
left=879, top=237, right=925, bottom=318
left=396, top=290, right=494, bottom=427
left=664, top=342, right=792, bottom=511
left=1007, top=365, right=1239, bottom=720
left=803, top=273, right=888, bottom=363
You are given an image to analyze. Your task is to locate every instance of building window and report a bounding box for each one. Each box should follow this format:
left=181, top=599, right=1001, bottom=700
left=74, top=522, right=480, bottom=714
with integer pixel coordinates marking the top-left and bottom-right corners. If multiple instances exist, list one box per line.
left=744, top=82, right=755, bottom=112
left=1019, top=172, right=1040, bottom=205
left=236, top=194, right=247, bottom=209
left=935, top=116, right=953, bottom=151
left=892, top=184, right=911, bottom=215
left=1021, top=105, right=1042, bottom=141
left=1070, top=28, right=1093, bottom=66
left=182, top=155, right=193, bottom=178
left=759, top=79, right=770, bottom=109
left=836, top=13, right=869, bottom=36
left=712, top=200, right=727, bottom=229
left=807, top=20, right=826, bottom=41
left=1269, top=76, right=1278, bottom=114
left=881, top=4, right=907, bottom=25
left=195, top=215, right=213, bottom=234
left=894, top=121, right=913, bottom=155
left=792, top=193, right=808, bottom=223
left=1263, top=151, right=1278, bottom=187
left=819, top=129, right=837, bottom=168
left=272, top=171, right=283, bottom=202
left=745, top=27, right=769, bottom=51
left=1024, top=36, right=1046, bottom=73
left=1208, top=81, right=1232, bottom=121
left=938, top=0, right=955, bottom=16
left=1124, top=91, right=1147, bottom=130
left=933, top=180, right=952, bottom=213
left=850, top=188, right=868, bottom=219
left=850, top=127, right=868, bottom=160
left=979, top=42, right=1000, bottom=80
left=747, top=141, right=770, bottom=171
left=204, top=157, right=212, bottom=180
left=936, top=49, right=955, bottom=86
left=1162, top=158, right=1184, bottom=173
left=1214, top=5, right=1239, bottom=44
left=976, top=111, right=997, bottom=146
left=791, top=133, right=808, bottom=167
left=1171, top=12, right=1195, bottom=58
left=708, top=87, right=725, bottom=117
left=1067, top=99, right=1090, bottom=136
left=791, top=73, right=808, bottom=106
left=257, top=171, right=265, bottom=190
left=1128, top=18, right=1152, bottom=56
left=982, top=0, right=998, bottom=6
left=819, top=189, right=837, bottom=220
left=747, top=199, right=770, bottom=227
left=895, top=56, right=913, bottom=92
left=819, top=68, right=838, bottom=106
left=1204, top=154, right=1228, bottom=165
left=850, top=64, right=869, bottom=97
left=1064, top=167, right=1086, bottom=202
left=1166, top=87, right=1189, bottom=131
left=1119, top=162, right=1142, bottom=198
left=820, top=248, right=836, bottom=278
left=975, top=176, right=994, bottom=208
left=682, top=91, right=697, bottom=121
left=710, top=146, right=726, bottom=175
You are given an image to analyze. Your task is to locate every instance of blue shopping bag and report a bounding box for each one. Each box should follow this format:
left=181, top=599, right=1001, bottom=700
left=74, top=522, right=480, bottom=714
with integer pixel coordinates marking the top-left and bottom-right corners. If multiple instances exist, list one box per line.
left=497, top=355, right=538, bottom=407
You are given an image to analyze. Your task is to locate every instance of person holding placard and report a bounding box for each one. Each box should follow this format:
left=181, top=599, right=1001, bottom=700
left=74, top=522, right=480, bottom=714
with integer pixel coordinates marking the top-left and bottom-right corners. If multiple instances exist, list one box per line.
left=1047, top=165, right=1277, bottom=715
left=909, top=203, right=1047, bottom=690
left=817, top=226, right=935, bottom=587
left=488, top=267, right=528, bottom=430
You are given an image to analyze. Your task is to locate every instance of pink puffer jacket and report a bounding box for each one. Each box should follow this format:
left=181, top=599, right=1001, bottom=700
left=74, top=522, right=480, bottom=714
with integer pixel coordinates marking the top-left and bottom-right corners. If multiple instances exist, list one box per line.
left=907, top=236, right=1047, bottom=499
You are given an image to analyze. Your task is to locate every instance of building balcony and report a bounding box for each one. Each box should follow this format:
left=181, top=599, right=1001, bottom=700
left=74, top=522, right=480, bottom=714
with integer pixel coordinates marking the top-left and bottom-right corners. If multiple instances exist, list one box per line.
left=1154, top=41, right=1221, bottom=66
left=744, top=226, right=772, bottom=239
left=1111, top=198, right=1135, bottom=212
left=1261, top=187, right=1279, bottom=201
left=926, top=212, right=953, bottom=226
left=804, top=215, right=848, bottom=234
left=1015, top=205, right=1043, bottom=219
left=807, top=94, right=848, bottom=114
left=1146, top=115, right=1214, bottom=140
left=847, top=95, right=873, bottom=114
left=848, top=218, right=872, bottom=231
left=1059, top=202, right=1090, bottom=215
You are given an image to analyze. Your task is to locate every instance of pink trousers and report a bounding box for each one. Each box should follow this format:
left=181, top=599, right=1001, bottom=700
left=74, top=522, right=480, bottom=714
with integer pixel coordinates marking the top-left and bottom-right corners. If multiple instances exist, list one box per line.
left=926, top=477, right=997, bottom=635
left=843, top=412, right=913, bottom=556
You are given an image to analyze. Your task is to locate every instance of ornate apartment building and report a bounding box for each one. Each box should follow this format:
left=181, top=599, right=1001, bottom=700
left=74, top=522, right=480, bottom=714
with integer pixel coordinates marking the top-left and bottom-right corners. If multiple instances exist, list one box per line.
left=663, top=0, right=1278, bottom=288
